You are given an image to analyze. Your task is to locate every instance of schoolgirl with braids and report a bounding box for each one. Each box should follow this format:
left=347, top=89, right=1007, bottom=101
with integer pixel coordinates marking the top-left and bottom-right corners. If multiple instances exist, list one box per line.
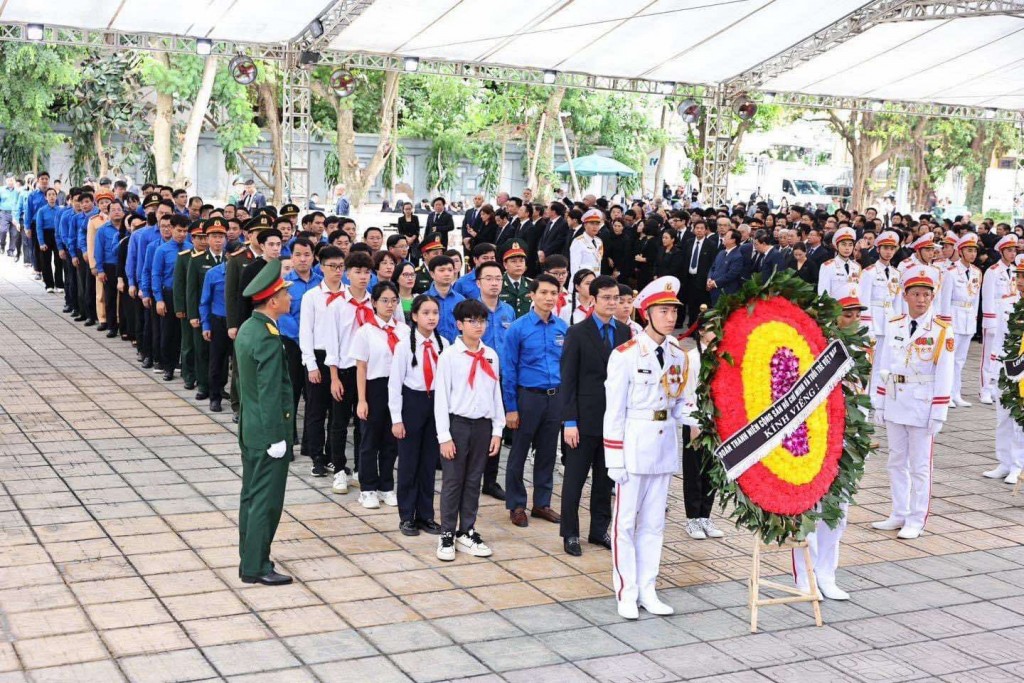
left=388, top=294, right=445, bottom=536
left=570, top=269, right=596, bottom=324
left=350, top=281, right=409, bottom=510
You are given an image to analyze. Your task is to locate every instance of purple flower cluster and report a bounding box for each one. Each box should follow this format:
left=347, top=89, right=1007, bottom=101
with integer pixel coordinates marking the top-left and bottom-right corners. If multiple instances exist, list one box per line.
left=771, top=347, right=809, bottom=456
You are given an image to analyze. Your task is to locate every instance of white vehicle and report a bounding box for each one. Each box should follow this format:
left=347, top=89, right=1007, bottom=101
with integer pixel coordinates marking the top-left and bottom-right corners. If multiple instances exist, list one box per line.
left=780, top=178, right=833, bottom=209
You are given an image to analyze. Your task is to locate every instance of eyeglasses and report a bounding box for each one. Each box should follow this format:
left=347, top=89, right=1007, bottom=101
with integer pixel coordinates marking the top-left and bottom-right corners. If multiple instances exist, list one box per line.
left=595, top=294, right=619, bottom=302
left=321, top=263, right=343, bottom=271
left=548, top=270, right=568, bottom=277
left=399, top=271, right=415, bottom=277
left=377, top=298, right=399, bottom=305
left=460, top=319, right=487, bottom=326
left=478, top=276, right=503, bottom=283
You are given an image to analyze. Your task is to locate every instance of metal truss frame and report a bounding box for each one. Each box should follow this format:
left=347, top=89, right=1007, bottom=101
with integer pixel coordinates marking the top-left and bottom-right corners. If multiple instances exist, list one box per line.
left=281, top=66, right=312, bottom=206
left=765, top=91, right=1022, bottom=123
left=878, top=0, right=1024, bottom=21
left=293, top=0, right=378, bottom=50
left=700, top=86, right=733, bottom=208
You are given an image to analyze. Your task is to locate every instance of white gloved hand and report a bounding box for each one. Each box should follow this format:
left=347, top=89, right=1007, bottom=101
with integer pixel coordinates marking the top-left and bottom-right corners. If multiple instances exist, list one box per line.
left=607, top=468, right=628, bottom=485
left=267, top=440, right=287, bottom=459
left=872, top=411, right=885, bottom=427
left=928, top=419, right=943, bottom=436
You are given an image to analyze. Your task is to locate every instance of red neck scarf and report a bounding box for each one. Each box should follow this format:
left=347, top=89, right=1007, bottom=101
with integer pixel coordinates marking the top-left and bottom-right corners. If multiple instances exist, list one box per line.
left=422, top=337, right=438, bottom=391
left=577, top=303, right=594, bottom=318
left=367, top=316, right=400, bottom=352
left=325, top=289, right=346, bottom=307
left=349, top=295, right=373, bottom=326
left=556, top=291, right=568, bottom=314
left=465, top=347, right=496, bottom=388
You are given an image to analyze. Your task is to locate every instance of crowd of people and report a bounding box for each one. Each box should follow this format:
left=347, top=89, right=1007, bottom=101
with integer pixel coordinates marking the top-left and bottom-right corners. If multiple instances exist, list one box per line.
left=7, top=170, right=1020, bottom=618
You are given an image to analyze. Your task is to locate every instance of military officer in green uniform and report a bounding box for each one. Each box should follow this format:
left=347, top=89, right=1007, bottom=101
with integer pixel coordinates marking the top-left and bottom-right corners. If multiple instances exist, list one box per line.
left=187, top=217, right=230, bottom=400
left=499, top=239, right=533, bottom=317
left=173, top=220, right=206, bottom=390
left=225, top=214, right=271, bottom=420
left=413, top=232, right=445, bottom=294
left=236, top=258, right=294, bottom=586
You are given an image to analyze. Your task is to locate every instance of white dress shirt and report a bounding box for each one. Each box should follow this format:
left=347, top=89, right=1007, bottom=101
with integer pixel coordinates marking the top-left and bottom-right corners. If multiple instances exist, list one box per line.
left=388, top=329, right=446, bottom=423
left=433, top=337, right=506, bottom=443
left=349, top=315, right=409, bottom=380
left=299, top=281, right=346, bottom=371
left=325, top=288, right=372, bottom=369
left=689, top=238, right=704, bottom=275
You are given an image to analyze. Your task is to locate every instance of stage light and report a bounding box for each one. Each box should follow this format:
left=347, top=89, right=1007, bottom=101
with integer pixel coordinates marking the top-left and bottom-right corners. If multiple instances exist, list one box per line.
left=984, top=108, right=998, bottom=120
left=657, top=81, right=676, bottom=95
left=403, top=56, right=419, bottom=72
left=330, top=68, right=357, bottom=98
left=26, top=24, right=43, bottom=42
left=298, top=50, right=322, bottom=67
left=869, top=101, right=883, bottom=112
left=543, top=70, right=557, bottom=85
left=308, top=18, right=324, bottom=39
left=677, top=99, right=701, bottom=124
left=762, top=92, right=776, bottom=104
left=196, top=38, right=212, bottom=56
left=732, top=94, right=757, bottom=120
left=229, top=55, right=258, bottom=86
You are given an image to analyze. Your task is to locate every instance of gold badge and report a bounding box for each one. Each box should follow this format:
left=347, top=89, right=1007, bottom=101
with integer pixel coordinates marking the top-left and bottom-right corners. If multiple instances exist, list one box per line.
left=945, top=338, right=954, bottom=352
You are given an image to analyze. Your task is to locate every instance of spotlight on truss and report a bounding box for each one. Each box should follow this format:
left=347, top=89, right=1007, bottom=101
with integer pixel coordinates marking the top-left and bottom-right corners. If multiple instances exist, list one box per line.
left=543, top=70, right=557, bottom=85
left=196, top=38, right=213, bottom=56
left=403, top=56, right=420, bottom=72
left=330, top=68, right=358, bottom=98
left=229, top=55, right=258, bottom=86
left=308, top=18, right=324, bottom=39
left=732, top=93, right=757, bottom=120
left=677, top=99, right=701, bottom=124
left=26, top=24, right=44, bottom=42
left=657, top=81, right=676, bottom=96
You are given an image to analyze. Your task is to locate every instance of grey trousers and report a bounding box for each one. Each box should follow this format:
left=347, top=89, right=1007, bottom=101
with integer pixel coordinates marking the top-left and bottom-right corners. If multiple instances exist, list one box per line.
left=441, top=415, right=491, bottom=534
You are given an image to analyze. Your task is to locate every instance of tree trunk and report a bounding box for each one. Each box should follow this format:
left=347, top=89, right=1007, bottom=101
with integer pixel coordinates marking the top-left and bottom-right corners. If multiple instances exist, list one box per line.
left=258, top=80, right=284, bottom=204
left=535, top=87, right=565, bottom=201
left=963, top=124, right=987, bottom=204
left=653, top=103, right=669, bottom=195
left=172, top=55, right=218, bottom=189
left=92, top=127, right=109, bottom=178
left=152, top=53, right=175, bottom=186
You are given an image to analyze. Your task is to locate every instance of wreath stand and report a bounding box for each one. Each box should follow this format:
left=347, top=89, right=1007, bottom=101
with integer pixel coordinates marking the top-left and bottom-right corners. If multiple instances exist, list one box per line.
left=748, top=534, right=823, bottom=633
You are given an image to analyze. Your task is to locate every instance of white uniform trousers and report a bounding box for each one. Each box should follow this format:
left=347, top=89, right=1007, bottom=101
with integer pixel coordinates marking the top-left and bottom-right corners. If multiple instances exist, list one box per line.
left=793, top=503, right=848, bottom=587
left=995, top=402, right=1024, bottom=471
left=952, top=334, right=972, bottom=400
left=611, top=472, right=671, bottom=606
left=981, top=329, right=998, bottom=398
left=884, top=422, right=933, bottom=528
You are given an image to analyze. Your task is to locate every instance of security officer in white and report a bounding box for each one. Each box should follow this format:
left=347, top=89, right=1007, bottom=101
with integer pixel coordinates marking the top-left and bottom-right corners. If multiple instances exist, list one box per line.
left=604, top=276, right=696, bottom=620
left=980, top=234, right=1018, bottom=404
left=870, top=265, right=954, bottom=540
left=569, top=208, right=604, bottom=282
left=817, top=226, right=861, bottom=301
left=983, top=254, right=1024, bottom=485
left=936, top=233, right=982, bottom=407
left=859, top=230, right=902, bottom=341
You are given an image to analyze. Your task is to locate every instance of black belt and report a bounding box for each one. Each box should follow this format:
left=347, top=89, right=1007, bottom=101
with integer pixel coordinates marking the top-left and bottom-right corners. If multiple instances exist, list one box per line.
left=522, top=386, right=559, bottom=396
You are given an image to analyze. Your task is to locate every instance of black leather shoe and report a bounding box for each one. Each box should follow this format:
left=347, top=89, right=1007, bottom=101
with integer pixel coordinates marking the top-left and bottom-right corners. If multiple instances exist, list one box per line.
left=97, top=323, right=108, bottom=332
left=240, top=570, right=292, bottom=586
left=62, top=306, right=72, bottom=313
left=195, top=391, right=209, bottom=401
left=105, top=330, right=118, bottom=338
left=482, top=482, right=506, bottom=501
left=183, top=381, right=196, bottom=390
left=417, top=519, right=442, bottom=535
left=564, top=536, right=582, bottom=556
left=84, top=319, right=95, bottom=327
left=162, top=370, right=175, bottom=382
left=588, top=533, right=612, bottom=550
left=400, top=520, right=420, bottom=536
left=210, top=398, right=223, bottom=413
left=141, top=357, right=153, bottom=369
left=232, top=413, right=239, bottom=423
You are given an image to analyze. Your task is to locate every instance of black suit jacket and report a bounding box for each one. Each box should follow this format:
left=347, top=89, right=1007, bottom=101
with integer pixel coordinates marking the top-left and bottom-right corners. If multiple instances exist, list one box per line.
left=426, top=211, right=455, bottom=245
left=759, top=246, right=784, bottom=280
left=560, top=318, right=631, bottom=437
left=680, top=236, right=717, bottom=297
left=538, top=217, right=568, bottom=257
left=495, top=221, right=518, bottom=248
left=238, top=257, right=268, bottom=327
left=461, top=208, right=481, bottom=239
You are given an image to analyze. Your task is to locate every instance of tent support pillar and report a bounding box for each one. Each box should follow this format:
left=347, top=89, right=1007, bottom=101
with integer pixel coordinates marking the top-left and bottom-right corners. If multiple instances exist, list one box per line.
left=701, top=85, right=733, bottom=208
left=282, top=63, right=312, bottom=207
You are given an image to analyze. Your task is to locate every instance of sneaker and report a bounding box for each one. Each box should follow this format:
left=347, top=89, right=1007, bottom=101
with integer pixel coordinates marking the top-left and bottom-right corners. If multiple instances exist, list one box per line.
left=310, top=462, right=328, bottom=477
left=700, top=518, right=725, bottom=539
left=358, top=491, right=379, bottom=509
left=332, top=471, right=349, bottom=494
left=685, top=519, right=707, bottom=540
left=325, top=462, right=336, bottom=473
left=437, top=532, right=456, bottom=561
left=380, top=490, right=398, bottom=507
left=44, top=287, right=54, bottom=293
left=455, top=528, right=493, bottom=557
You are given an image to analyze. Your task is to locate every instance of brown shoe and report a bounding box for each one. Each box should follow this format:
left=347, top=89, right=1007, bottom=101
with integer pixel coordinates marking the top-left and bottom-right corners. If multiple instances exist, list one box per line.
left=531, top=506, right=561, bottom=523
left=510, top=507, right=529, bottom=527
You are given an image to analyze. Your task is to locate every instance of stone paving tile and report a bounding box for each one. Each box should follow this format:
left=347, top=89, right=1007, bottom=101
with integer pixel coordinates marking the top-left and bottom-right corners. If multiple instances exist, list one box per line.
left=116, top=649, right=217, bottom=683
left=464, top=636, right=564, bottom=672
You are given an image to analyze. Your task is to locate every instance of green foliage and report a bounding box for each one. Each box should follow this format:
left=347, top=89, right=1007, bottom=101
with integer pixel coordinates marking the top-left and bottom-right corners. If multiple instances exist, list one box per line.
left=381, top=142, right=407, bottom=191
left=999, top=297, right=1024, bottom=429
left=323, top=149, right=340, bottom=188
left=211, top=63, right=260, bottom=174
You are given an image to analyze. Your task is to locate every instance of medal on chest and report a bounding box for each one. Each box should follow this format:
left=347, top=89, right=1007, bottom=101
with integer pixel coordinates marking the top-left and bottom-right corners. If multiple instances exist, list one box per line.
left=660, top=356, right=687, bottom=399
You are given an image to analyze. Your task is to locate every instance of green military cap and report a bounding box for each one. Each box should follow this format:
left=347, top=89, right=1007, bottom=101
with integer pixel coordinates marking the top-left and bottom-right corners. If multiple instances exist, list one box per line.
left=261, top=205, right=278, bottom=219
left=244, top=214, right=272, bottom=232
left=205, top=217, right=229, bottom=234
left=280, top=203, right=300, bottom=217
left=143, top=192, right=162, bottom=208
left=242, top=258, right=292, bottom=301
left=499, top=238, right=528, bottom=262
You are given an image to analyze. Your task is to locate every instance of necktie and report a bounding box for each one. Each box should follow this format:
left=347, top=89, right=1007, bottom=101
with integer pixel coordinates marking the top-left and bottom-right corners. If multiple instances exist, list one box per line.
left=349, top=297, right=373, bottom=325
left=844, top=261, right=850, bottom=275
left=885, top=265, right=890, bottom=280
left=690, top=241, right=700, bottom=270
left=422, top=339, right=437, bottom=391
left=603, top=325, right=613, bottom=352
left=326, top=290, right=345, bottom=307
left=910, top=320, right=918, bottom=337
left=655, top=346, right=665, bottom=368
left=465, top=348, right=497, bottom=388
left=511, top=281, right=519, bottom=295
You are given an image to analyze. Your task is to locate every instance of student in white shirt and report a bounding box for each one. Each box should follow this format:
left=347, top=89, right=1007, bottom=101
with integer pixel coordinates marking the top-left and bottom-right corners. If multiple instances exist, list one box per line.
left=542, top=255, right=572, bottom=325
left=389, top=294, right=446, bottom=536
left=570, top=269, right=596, bottom=324
left=350, top=281, right=409, bottom=509
left=433, top=299, right=506, bottom=561
left=614, top=283, right=644, bottom=338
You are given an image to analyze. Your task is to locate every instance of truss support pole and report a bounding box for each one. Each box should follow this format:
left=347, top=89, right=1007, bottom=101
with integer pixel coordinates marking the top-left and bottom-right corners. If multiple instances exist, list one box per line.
left=701, top=86, right=734, bottom=208
left=282, top=64, right=312, bottom=207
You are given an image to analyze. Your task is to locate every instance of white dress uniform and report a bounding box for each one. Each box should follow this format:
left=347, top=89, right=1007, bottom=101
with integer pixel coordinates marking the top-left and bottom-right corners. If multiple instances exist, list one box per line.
left=604, top=277, right=695, bottom=619
left=870, top=266, right=954, bottom=539
left=980, top=235, right=1018, bottom=402
left=817, top=227, right=861, bottom=302
left=985, top=255, right=1024, bottom=482
left=859, top=231, right=902, bottom=341
left=938, top=234, right=982, bottom=405
left=569, top=233, right=603, bottom=281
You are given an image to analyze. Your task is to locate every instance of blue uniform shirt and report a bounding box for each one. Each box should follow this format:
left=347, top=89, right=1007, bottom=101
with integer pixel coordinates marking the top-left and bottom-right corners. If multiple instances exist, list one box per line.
left=74, top=208, right=99, bottom=257
left=279, top=269, right=323, bottom=342
left=152, top=238, right=192, bottom=301
left=55, top=207, right=71, bottom=251
left=26, top=189, right=47, bottom=230
left=93, top=222, right=121, bottom=272
left=141, top=237, right=166, bottom=299
left=16, top=189, right=29, bottom=226
left=425, top=283, right=466, bottom=343
left=482, top=300, right=515, bottom=353
left=0, top=187, right=19, bottom=212
left=33, top=203, right=60, bottom=234
left=200, top=262, right=227, bottom=331
left=452, top=271, right=481, bottom=300
left=127, top=225, right=158, bottom=288
left=500, top=310, right=568, bottom=411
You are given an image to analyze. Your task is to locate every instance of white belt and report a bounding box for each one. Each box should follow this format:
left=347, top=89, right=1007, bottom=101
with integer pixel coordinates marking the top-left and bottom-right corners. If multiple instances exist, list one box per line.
left=952, top=301, right=974, bottom=308
left=626, top=408, right=669, bottom=422
left=887, top=374, right=933, bottom=385
left=870, top=300, right=892, bottom=307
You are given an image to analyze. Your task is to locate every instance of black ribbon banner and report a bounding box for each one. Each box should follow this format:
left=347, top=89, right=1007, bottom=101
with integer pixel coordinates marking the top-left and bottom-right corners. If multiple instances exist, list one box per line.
left=1004, top=354, right=1024, bottom=381
left=715, top=339, right=854, bottom=482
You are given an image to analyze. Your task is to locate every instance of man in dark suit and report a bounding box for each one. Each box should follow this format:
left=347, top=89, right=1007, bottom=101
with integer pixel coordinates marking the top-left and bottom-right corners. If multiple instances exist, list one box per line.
left=754, top=230, right=783, bottom=280
left=461, top=194, right=484, bottom=251
left=804, top=227, right=832, bottom=266
left=681, top=220, right=717, bottom=324
left=425, top=196, right=455, bottom=247
left=237, top=180, right=266, bottom=213
left=707, top=228, right=743, bottom=303
left=537, top=201, right=568, bottom=267
left=494, top=208, right=518, bottom=247
left=559, top=275, right=628, bottom=556
left=738, top=225, right=755, bottom=281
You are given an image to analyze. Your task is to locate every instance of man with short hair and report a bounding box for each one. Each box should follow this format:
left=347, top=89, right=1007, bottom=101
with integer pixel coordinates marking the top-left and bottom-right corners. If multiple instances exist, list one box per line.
left=426, top=197, right=455, bottom=247
left=189, top=218, right=230, bottom=403
left=0, top=176, right=18, bottom=257
left=706, top=228, right=743, bottom=303
left=425, top=255, right=466, bottom=342
left=453, top=243, right=496, bottom=300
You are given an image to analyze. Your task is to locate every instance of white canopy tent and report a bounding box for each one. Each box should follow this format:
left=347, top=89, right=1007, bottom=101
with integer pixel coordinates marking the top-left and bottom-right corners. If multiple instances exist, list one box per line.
left=1, top=0, right=1022, bottom=203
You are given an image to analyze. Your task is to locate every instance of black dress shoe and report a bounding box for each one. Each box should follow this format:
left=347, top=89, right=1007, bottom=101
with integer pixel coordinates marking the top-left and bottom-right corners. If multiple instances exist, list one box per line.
left=97, top=323, right=108, bottom=332
left=232, top=413, right=239, bottom=423
left=73, top=315, right=87, bottom=322
left=162, top=370, right=175, bottom=382
left=588, top=533, right=612, bottom=550
left=195, top=391, right=209, bottom=401
left=183, top=381, right=196, bottom=390
left=62, top=306, right=72, bottom=313
left=210, top=398, right=223, bottom=413
left=105, top=330, right=118, bottom=338
left=400, top=520, right=420, bottom=536
left=141, top=357, right=153, bottom=369
left=240, top=570, right=292, bottom=586
left=482, top=482, right=506, bottom=501
left=417, top=519, right=442, bottom=535
left=84, top=319, right=96, bottom=327
left=564, top=536, right=582, bottom=556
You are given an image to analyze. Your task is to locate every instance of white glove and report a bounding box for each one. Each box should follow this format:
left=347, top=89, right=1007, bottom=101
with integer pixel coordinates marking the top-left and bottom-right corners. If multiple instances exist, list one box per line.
left=607, top=468, right=628, bottom=485
left=267, top=440, right=287, bottom=459
left=928, top=420, right=943, bottom=436
left=872, top=411, right=885, bottom=427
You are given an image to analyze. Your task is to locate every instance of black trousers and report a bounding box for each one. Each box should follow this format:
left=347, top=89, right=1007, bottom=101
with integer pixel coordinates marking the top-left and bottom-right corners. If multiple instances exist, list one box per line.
left=505, top=389, right=561, bottom=511
left=303, top=350, right=334, bottom=463
left=685, top=289, right=711, bottom=328
left=357, top=378, right=397, bottom=492
left=63, top=256, right=78, bottom=311
left=283, top=338, right=304, bottom=444
left=160, top=288, right=180, bottom=373
left=559, top=433, right=612, bottom=540
left=150, top=306, right=164, bottom=367
left=192, top=326, right=209, bottom=392
left=119, top=287, right=134, bottom=338
left=102, top=266, right=118, bottom=329
left=76, top=260, right=96, bottom=320
left=209, top=315, right=230, bottom=400
left=37, top=231, right=59, bottom=289
left=682, top=431, right=715, bottom=519
left=135, top=298, right=150, bottom=357
left=330, top=367, right=361, bottom=473
left=396, top=388, right=439, bottom=523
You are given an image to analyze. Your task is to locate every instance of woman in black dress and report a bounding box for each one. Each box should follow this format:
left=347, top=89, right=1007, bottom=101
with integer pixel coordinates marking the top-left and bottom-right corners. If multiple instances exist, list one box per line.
left=632, top=218, right=662, bottom=290
left=396, top=202, right=421, bottom=263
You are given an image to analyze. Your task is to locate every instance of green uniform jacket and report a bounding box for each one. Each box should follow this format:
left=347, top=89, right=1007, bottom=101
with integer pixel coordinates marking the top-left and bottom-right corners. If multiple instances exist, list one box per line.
left=500, top=274, right=533, bottom=318
left=225, top=246, right=257, bottom=330
left=234, top=311, right=294, bottom=455
left=173, top=249, right=198, bottom=315
left=186, top=250, right=221, bottom=322
left=413, top=264, right=432, bottom=295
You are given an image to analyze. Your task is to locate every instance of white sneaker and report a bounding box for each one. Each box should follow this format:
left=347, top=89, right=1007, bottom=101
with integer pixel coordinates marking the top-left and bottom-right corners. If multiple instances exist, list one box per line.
left=358, top=491, right=379, bottom=509
left=897, top=525, right=922, bottom=540
left=983, top=466, right=1011, bottom=479
left=816, top=577, right=850, bottom=601
left=980, top=393, right=994, bottom=405
left=700, top=518, right=725, bottom=539
left=44, top=287, right=54, bottom=293
left=639, top=594, right=675, bottom=616
left=1005, top=467, right=1021, bottom=485
left=380, top=490, right=398, bottom=507
left=617, top=600, right=639, bottom=620
left=455, top=528, right=493, bottom=557
left=955, top=396, right=972, bottom=407
left=349, top=473, right=361, bottom=489
left=437, top=532, right=456, bottom=561
left=685, top=519, right=707, bottom=540
left=332, top=471, right=349, bottom=494
left=871, top=517, right=905, bottom=531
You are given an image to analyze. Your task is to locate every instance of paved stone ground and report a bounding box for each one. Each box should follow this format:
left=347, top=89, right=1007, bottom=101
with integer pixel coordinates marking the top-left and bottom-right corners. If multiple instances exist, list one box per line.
left=2, top=258, right=1024, bottom=683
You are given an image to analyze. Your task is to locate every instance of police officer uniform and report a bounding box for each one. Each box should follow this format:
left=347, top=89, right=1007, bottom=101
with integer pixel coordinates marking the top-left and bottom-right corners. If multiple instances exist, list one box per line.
left=499, top=241, right=533, bottom=318
left=983, top=254, right=1024, bottom=484
left=870, top=265, right=954, bottom=540
left=603, top=276, right=697, bottom=619
left=413, top=233, right=444, bottom=294
left=859, top=230, right=902, bottom=341
left=569, top=209, right=604, bottom=281
left=980, top=234, right=1018, bottom=404
left=937, top=233, right=982, bottom=407
left=817, top=226, right=861, bottom=301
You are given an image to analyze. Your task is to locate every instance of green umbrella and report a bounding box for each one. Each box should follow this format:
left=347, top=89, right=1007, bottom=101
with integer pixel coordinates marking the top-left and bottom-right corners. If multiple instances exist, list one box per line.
left=555, top=154, right=637, bottom=177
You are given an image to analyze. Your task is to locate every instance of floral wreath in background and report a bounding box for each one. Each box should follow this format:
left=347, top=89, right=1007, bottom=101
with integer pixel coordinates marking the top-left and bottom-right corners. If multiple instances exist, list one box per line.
left=691, top=271, right=874, bottom=545
left=998, top=297, right=1024, bottom=427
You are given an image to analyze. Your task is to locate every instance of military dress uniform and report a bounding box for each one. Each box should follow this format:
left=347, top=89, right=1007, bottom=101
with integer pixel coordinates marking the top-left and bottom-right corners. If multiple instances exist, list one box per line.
left=172, top=222, right=205, bottom=389
left=937, top=233, right=982, bottom=406
left=500, top=273, right=533, bottom=318
left=980, top=234, right=1018, bottom=404
left=858, top=231, right=902, bottom=341
left=188, top=218, right=231, bottom=399
left=235, top=259, right=294, bottom=584
left=870, top=265, right=954, bottom=539
left=817, top=227, right=861, bottom=302
left=225, top=218, right=269, bottom=415
left=569, top=210, right=605, bottom=281
left=604, top=277, right=697, bottom=619
left=983, top=254, right=1024, bottom=484
left=413, top=234, right=444, bottom=294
